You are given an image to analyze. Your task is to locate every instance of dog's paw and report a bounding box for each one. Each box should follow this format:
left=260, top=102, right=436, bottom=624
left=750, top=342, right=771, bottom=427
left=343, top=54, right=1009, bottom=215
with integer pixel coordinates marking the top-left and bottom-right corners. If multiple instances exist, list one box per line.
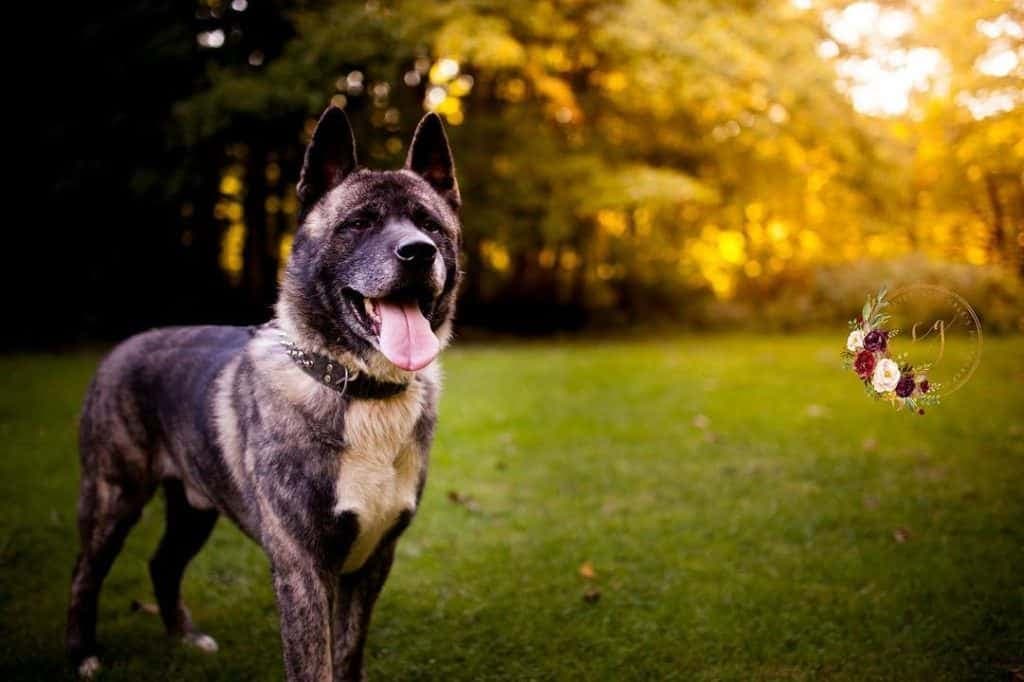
left=183, top=632, right=219, bottom=653
left=77, top=656, right=102, bottom=679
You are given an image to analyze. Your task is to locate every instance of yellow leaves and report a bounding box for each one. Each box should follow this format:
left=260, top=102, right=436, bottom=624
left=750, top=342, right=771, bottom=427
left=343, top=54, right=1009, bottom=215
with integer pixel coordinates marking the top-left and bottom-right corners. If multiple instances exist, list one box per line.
left=448, top=74, right=475, bottom=97
left=277, top=233, right=293, bottom=283
left=805, top=196, right=827, bottom=223
left=744, top=202, right=765, bottom=222
left=986, top=117, right=1020, bottom=146
left=434, top=17, right=525, bottom=70
left=806, top=170, right=830, bottom=193
left=428, top=58, right=460, bottom=85
left=265, top=162, right=281, bottom=185
left=480, top=240, right=511, bottom=272
left=281, top=193, right=298, bottom=216
left=435, top=95, right=463, bottom=118
left=497, top=78, right=527, bottom=102
left=578, top=561, right=596, bottom=580
left=688, top=225, right=738, bottom=299
left=214, top=201, right=243, bottom=222
left=219, top=174, right=242, bottom=197
left=600, top=70, right=629, bottom=93
left=767, top=219, right=788, bottom=242
left=560, top=250, right=580, bottom=270
left=918, top=137, right=946, bottom=163
left=219, top=222, right=245, bottom=285
left=965, top=245, right=988, bottom=265
left=423, top=57, right=472, bottom=125
left=717, top=230, right=747, bottom=264
left=798, top=230, right=823, bottom=257
left=706, top=270, right=736, bottom=298
left=528, top=66, right=580, bottom=124
left=538, top=248, right=557, bottom=268
left=866, top=235, right=891, bottom=258
left=596, top=209, right=628, bottom=237
left=890, top=120, right=911, bottom=141
left=542, top=45, right=573, bottom=72
left=634, top=207, right=653, bottom=236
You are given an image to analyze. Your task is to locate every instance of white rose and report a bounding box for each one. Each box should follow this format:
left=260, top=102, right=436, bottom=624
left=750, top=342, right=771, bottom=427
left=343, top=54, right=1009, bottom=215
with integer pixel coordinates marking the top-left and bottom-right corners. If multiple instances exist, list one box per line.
left=871, top=358, right=900, bottom=393
left=846, top=329, right=865, bottom=352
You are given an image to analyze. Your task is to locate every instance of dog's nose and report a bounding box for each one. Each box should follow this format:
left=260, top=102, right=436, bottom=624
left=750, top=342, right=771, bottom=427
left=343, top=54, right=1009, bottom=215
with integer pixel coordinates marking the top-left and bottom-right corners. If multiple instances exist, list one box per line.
left=394, top=236, right=437, bottom=264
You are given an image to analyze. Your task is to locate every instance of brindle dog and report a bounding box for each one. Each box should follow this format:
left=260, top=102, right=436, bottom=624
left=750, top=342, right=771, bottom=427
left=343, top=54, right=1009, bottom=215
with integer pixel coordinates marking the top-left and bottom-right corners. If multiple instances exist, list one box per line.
left=66, top=108, right=462, bottom=681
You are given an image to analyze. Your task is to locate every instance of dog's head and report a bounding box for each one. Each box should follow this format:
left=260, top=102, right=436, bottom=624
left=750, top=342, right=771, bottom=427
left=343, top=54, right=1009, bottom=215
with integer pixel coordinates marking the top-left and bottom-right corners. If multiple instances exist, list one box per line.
left=278, top=107, right=462, bottom=375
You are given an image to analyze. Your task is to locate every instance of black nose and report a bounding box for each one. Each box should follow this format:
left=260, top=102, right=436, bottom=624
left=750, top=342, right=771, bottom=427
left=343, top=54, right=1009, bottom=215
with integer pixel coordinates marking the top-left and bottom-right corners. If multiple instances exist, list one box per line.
left=395, top=236, right=437, bottom=264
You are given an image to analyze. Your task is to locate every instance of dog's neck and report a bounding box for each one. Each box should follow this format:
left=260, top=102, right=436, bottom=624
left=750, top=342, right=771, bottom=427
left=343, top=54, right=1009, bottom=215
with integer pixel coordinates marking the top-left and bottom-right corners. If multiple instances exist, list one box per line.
left=273, top=296, right=416, bottom=385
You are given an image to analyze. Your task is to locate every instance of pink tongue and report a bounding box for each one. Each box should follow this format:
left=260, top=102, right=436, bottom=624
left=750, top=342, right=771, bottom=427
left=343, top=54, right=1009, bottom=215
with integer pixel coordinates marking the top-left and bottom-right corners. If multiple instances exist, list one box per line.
left=377, top=300, right=440, bottom=371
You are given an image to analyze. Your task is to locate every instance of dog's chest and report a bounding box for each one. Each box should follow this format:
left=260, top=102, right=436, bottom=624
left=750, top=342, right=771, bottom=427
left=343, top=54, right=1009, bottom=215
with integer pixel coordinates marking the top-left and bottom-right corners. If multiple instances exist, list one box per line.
left=333, top=389, right=424, bottom=573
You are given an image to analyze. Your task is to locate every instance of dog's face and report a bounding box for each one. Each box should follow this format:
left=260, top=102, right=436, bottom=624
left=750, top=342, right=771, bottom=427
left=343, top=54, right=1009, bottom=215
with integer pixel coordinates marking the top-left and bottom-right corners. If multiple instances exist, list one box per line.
left=280, top=108, right=461, bottom=373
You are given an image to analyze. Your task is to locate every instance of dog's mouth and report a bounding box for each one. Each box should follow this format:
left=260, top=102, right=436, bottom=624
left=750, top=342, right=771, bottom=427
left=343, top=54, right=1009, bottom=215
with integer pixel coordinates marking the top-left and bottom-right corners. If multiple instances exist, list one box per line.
left=343, top=289, right=440, bottom=372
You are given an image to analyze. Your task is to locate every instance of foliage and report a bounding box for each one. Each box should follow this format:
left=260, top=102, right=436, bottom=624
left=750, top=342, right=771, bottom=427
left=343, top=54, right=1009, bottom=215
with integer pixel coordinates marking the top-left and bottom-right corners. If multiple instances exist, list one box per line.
left=27, top=0, right=1024, bottom=344
left=164, top=0, right=1024, bottom=331
left=701, top=255, right=1024, bottom=332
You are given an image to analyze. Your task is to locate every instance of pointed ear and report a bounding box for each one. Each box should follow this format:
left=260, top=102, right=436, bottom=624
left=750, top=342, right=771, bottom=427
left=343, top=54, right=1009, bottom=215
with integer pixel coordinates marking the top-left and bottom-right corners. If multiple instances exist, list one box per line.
left=406, top=113, right=460, bottom=210
left=297, top=106, right=358, bottom=215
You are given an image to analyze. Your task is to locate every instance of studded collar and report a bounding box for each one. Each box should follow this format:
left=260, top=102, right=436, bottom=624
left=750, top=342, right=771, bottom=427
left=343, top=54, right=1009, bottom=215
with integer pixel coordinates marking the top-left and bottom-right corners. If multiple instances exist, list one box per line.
left=279, top=338, right=410, bottom=400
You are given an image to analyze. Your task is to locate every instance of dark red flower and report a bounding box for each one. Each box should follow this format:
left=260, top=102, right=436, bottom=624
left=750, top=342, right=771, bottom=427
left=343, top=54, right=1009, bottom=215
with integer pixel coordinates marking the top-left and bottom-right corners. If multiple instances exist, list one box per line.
left=864, top=329, right=888, bottom=352
left=854, top=350, right=876, bottom=379
left=919, top=379, right=929, bottom=393
left=895, top=374, right=915, bottom=398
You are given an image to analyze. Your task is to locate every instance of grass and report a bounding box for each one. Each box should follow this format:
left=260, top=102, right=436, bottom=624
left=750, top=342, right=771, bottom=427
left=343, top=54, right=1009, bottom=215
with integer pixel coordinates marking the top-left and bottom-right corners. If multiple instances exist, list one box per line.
left=1, top=334, right=1022, bottom=680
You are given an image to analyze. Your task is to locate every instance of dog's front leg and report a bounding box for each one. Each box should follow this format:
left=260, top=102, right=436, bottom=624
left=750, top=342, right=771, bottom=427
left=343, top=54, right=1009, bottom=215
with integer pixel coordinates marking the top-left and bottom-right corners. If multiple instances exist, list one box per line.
left=270, top=550, right=333, bottom=682
left=330, top=542, right=397, bottom=682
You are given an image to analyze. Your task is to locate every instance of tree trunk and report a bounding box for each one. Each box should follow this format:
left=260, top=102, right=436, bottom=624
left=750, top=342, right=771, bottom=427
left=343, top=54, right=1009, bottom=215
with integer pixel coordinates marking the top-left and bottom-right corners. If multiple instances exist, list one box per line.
left=984, top=173, right=1005, bottom=264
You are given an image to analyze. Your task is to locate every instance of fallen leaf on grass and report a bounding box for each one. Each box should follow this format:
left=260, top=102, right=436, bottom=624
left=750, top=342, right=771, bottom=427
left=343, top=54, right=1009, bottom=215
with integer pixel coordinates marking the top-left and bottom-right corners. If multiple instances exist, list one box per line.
left=130, top=600, right=159, bottom=615
left=578, top=561, right=596, bottom=580
left=446, top=490, right=481, bottom=513
left=892, top=527, right=911, bottom=543
left=862, top=437, right=878, bottom=452
left=693, top=414, right=711, bottom=430
left=582, top=585, right=601, bottom=604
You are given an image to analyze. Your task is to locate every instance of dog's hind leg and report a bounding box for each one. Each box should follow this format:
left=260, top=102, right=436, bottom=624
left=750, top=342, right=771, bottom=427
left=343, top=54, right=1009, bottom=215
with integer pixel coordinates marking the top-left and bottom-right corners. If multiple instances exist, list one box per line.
left=66, top=472, right=152, bottom=678
left=149, top=479, right=220, bottom=652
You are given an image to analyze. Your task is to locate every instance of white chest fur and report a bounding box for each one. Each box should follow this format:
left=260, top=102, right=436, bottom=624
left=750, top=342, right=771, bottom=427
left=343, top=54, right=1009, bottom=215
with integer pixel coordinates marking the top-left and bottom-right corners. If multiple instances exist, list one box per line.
left=334, top=378, right=428, bottom=573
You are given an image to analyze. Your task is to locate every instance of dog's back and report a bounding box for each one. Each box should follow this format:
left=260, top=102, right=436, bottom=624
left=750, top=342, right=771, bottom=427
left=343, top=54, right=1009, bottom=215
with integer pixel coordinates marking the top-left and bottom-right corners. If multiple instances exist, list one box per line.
left=80, top=325, right=250, bottom=477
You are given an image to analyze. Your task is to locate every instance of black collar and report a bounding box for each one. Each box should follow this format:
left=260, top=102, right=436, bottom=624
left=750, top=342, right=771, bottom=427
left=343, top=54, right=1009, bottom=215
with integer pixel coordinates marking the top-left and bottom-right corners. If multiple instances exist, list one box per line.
left=280, top=339, right=409, bottom=400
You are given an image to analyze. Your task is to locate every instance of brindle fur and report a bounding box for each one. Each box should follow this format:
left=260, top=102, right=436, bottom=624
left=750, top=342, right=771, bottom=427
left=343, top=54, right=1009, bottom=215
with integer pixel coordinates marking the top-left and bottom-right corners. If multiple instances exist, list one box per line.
left=66, top=109, right=462, bottom=681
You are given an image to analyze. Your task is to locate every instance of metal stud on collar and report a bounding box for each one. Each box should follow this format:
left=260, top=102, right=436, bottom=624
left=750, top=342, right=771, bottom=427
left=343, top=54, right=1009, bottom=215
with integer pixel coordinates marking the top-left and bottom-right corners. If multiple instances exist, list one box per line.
left=277, top=334, right=405, bottom=399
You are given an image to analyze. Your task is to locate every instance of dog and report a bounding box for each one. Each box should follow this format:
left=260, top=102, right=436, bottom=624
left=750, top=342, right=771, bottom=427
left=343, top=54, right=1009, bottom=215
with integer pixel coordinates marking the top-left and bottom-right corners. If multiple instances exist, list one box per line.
left=66, top=107, right=462, bottom=681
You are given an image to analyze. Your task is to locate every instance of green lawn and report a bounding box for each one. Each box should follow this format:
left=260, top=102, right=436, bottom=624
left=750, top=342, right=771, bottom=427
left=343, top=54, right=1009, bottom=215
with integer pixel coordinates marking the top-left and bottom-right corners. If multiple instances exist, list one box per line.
left=1, top=335, right=1022, bottom=680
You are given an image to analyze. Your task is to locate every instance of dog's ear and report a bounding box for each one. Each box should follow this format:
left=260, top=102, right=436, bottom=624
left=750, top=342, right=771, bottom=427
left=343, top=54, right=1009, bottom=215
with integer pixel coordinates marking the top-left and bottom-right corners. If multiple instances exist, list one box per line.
left=406, top=113, right=460, bottom=211
left=297, top=106, right=358, bottom=214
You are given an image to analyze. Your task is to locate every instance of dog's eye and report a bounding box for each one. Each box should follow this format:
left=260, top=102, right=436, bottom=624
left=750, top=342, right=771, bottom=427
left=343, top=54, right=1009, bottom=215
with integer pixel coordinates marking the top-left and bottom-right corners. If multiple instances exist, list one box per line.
left=341, top=217, right=372, bottom=231
left=420, top=219, right=443, bottom=233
